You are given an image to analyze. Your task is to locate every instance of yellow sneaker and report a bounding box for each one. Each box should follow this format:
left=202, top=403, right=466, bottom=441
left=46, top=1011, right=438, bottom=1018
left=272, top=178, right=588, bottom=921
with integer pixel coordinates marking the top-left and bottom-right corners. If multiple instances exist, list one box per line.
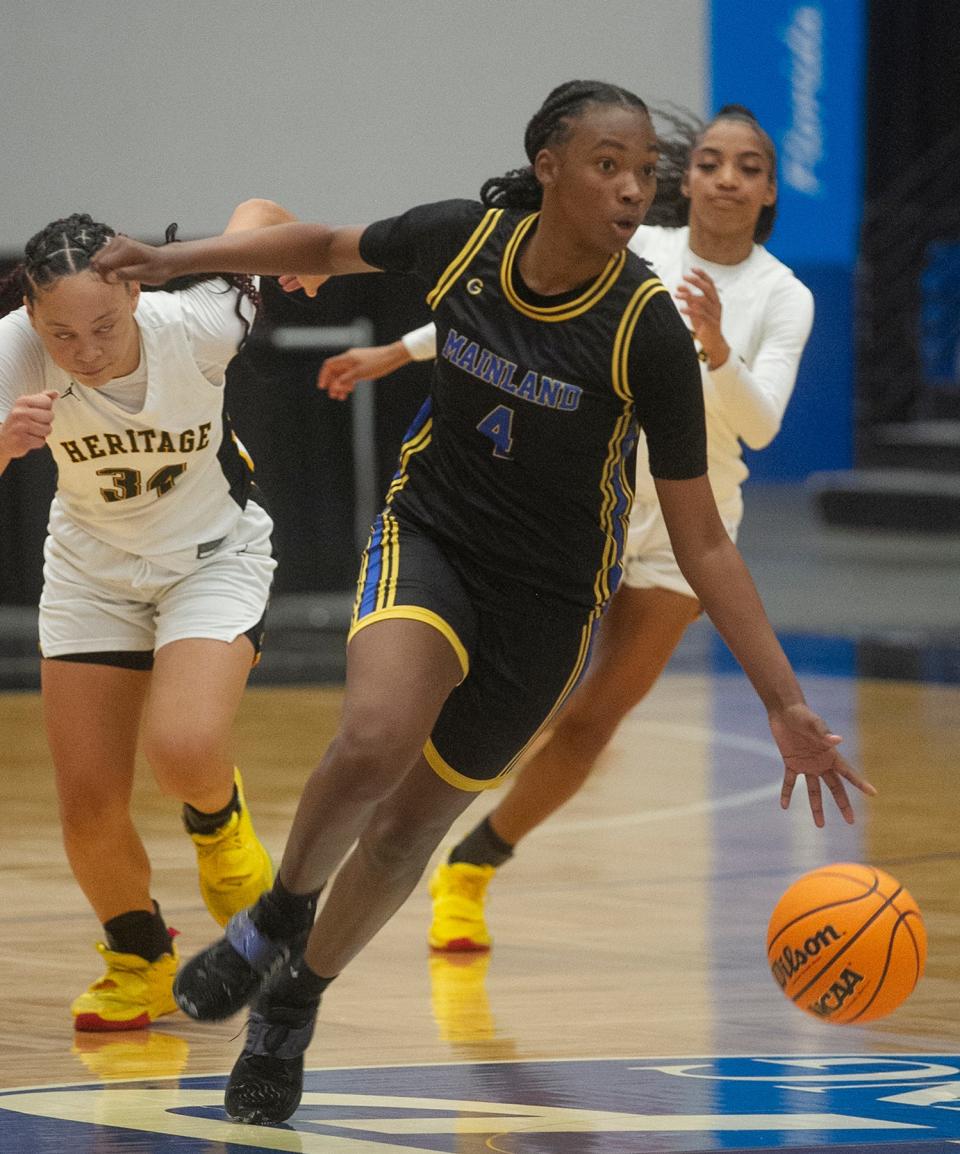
left=71, top=942, right=179, bottom=1032
left=190, top=768, right=273, bottom=927
left=428, top=861, right=495, bottom=951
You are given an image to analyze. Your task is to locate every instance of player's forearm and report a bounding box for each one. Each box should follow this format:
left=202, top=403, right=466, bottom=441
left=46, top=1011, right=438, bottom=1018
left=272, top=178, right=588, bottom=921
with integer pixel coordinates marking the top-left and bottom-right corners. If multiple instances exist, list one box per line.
left=161, top=222, right=340, bottom=278
left=677, top=534, right=804, bottom=712
left=709, top=357, right=785, bottom=448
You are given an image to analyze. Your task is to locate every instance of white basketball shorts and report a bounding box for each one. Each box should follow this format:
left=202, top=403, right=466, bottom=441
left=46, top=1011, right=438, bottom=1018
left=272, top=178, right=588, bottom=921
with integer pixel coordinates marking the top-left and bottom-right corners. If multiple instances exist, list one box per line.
left=39, top=500, right=276, bottom=659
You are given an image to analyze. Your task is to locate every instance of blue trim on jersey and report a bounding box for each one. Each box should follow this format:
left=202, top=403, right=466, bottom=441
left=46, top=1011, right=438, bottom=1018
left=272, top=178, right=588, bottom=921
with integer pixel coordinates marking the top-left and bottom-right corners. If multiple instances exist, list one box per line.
left=606, top=427, right=637, bottom=596
left=357, top=514, right=386, bottom=618
left=388, top=395, right=433, bottom=488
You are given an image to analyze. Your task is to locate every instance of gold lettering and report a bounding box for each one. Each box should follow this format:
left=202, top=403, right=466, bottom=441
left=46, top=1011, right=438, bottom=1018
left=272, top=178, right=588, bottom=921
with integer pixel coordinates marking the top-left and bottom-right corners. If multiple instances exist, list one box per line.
left=60, top=440, right=86, bottom=464
left=82, top=434, right=107, bottom=459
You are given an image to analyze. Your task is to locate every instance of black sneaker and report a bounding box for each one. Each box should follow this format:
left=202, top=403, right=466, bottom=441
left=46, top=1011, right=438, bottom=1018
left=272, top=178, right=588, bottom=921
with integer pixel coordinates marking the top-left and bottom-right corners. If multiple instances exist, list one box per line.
left=173, top=909, right=290, bottom=1021
left=224, top=998, right=318, bottom=1124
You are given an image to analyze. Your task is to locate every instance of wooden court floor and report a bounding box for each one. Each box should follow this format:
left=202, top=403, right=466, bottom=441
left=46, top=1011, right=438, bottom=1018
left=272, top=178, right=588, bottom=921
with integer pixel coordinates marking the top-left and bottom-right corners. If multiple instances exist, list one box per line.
left=1, top=666, right=960, bottom=1152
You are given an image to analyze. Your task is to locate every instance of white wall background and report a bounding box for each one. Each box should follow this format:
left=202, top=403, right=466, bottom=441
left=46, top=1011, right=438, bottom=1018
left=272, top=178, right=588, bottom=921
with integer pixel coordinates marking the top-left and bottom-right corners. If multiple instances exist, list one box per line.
left=0, top=0, right=706, bottom=249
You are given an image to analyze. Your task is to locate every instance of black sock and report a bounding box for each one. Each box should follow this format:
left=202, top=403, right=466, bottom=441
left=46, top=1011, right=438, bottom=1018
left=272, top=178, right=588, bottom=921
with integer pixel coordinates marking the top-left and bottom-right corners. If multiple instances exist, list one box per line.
left=250, top=875, right=322, bottom=942
left=264, top=958, right=335, bottom=1013
left=104, top=902, right=173, bottom=962
left=448, top=815, right=514, bottom=868
left=182, top=783, right=240, bottom=835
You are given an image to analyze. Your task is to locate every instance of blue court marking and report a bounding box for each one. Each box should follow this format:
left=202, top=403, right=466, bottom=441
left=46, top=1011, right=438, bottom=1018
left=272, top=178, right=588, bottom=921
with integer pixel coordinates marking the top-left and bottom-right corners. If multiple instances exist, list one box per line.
left=4, top=1054, right=960, bottom=1152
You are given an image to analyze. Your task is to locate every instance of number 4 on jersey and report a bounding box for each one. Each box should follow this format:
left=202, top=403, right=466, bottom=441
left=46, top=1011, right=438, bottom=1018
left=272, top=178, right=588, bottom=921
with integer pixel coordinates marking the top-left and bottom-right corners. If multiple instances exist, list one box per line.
left=477, top=404, right=515, bottom=459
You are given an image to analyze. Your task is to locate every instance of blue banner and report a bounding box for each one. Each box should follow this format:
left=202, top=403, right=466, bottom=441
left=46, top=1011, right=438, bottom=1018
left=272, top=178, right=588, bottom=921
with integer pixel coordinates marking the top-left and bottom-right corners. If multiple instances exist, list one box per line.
left=710, top=0, right=866, bottom=476
left=710, top=0, right=865, bottom=266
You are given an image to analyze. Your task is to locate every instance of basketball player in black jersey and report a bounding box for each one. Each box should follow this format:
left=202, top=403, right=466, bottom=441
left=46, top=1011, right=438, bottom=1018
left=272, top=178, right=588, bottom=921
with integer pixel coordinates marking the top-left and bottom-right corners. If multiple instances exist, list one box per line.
left=94, top=79, right=875, bottom=1125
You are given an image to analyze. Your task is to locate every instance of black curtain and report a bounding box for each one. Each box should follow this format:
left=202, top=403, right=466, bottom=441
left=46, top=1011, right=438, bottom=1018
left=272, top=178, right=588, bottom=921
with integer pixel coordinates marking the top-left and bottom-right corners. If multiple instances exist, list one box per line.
left=857, top=0, right=960, bottom=433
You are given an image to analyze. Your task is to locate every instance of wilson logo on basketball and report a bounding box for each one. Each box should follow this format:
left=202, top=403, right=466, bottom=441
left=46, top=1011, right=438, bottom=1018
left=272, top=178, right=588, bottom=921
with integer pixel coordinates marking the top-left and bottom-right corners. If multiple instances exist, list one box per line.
left=770, top=924, right=842, bottom=988
left=808, top=967, right=865, bottom=1018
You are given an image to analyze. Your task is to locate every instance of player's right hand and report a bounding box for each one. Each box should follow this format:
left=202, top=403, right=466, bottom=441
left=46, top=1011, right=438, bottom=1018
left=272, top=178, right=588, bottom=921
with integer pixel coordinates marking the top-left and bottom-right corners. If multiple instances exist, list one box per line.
left=91, top=235, right=175, bottom=286
left=317, top=343, right=409, bottom=400
left=0, top=390, right=59, bottom=459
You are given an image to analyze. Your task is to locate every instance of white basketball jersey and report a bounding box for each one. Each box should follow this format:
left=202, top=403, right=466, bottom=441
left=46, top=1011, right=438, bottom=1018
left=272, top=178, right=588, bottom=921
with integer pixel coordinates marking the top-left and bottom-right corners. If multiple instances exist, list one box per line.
left=36, top=290, right=253, bottom=560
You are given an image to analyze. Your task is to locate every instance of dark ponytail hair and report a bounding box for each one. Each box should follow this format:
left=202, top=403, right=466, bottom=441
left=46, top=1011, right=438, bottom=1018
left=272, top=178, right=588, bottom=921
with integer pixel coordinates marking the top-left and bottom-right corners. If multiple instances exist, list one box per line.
left=0, top=214, right=116, bottom=318
left=480, top=79, right=650, bottom=210
left=0, top=214, right=261, bottom=339
left=647, top=103, right=778, bottom=242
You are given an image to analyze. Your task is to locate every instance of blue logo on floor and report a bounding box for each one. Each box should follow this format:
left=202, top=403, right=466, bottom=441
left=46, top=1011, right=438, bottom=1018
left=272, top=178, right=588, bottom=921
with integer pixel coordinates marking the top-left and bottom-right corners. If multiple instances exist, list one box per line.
left=4, top=1053, right=960, bottom=1151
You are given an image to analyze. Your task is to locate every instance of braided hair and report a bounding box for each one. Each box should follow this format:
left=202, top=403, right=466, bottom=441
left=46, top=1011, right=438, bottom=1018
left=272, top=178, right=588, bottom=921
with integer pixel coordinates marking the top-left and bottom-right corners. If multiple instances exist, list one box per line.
left=647, top=103, right=778, bottom=242
left=0, top=214, right=261, bottom=337
left=480, top=80, right=650, bottom=210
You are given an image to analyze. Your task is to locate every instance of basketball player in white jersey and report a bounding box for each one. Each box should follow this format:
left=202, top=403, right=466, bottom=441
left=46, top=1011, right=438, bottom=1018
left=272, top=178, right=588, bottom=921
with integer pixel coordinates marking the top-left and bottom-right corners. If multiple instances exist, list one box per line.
left=0, top=199, right=292, bottom=1029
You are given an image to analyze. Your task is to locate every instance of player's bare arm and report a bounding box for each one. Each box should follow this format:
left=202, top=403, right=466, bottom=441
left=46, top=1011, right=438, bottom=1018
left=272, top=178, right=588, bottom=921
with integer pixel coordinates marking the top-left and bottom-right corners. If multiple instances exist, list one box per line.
left=655, top=472, right=876, bottom=823
left=92, top=223, right=375, bottom=286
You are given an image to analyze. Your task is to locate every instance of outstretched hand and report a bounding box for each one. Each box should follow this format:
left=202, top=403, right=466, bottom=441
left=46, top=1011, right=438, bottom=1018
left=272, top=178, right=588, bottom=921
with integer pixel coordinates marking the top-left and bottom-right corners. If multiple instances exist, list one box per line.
left=770, top=703, right=876, bottom=827
left=317, top=342, right=411, bottom=400
left=90, top=235, right=174, bottom=286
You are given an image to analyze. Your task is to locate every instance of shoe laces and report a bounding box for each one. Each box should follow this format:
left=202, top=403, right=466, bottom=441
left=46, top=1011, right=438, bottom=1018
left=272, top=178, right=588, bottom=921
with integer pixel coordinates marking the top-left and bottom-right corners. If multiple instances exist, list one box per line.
left=193, top=811, right=241, bottom=853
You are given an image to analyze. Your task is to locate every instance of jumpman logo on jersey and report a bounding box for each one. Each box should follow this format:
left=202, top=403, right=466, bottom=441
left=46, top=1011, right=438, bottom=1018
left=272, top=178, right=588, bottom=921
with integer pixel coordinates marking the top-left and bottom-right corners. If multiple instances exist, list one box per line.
left=61, top=384, right=78, bottom=399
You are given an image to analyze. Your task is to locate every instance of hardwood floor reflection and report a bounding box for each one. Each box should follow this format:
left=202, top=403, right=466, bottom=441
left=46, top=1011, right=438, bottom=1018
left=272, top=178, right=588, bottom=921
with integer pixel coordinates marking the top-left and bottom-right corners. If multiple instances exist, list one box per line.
left=1, top=672, right=959, bottom=1092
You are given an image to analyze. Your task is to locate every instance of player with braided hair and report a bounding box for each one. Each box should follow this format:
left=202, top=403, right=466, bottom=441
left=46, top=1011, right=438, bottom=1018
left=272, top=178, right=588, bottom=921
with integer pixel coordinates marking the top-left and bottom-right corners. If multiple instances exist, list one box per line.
left=316, top=101, right=815, bottom=953
left=94, top=80, right=870, bottom=1124
left=0, top=200, right=295, bottom=1031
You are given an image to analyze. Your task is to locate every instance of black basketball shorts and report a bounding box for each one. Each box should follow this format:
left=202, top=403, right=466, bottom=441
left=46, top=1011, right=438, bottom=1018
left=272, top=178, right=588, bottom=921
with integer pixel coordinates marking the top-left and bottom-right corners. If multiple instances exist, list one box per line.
left=350, top=511, right=602, bottom=791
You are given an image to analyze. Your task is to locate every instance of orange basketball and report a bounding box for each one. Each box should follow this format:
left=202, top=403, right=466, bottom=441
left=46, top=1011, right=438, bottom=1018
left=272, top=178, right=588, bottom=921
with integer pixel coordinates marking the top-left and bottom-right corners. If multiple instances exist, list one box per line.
left=766, top=862, right=926, bottom=1024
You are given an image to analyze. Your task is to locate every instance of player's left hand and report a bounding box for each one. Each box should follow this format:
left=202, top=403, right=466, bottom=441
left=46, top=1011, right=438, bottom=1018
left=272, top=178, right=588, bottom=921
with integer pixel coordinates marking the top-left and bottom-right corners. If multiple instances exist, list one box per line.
left=769, top=703, right=877, bottom=828
left=278, top=273, right=329, bottom=298
left=675, top=267, right=729, bottom=369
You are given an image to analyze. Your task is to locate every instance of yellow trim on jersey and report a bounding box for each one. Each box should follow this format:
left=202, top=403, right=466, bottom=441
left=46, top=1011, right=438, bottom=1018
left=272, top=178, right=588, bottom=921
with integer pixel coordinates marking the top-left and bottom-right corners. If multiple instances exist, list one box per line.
left=588, top=276, right=668, bottom=606
left=424, top=610, right=599, bottom=793
left=493, top=610, right=599, bottom=784
left=348, top=607, right=470, bottom=681
left=426, top=209, right=504, bottom=311
left=593, top=408, right=635, bottom=607
left=611, top=277, right=668, bottom=400
left=231, top=431, right=255, bottom=472
left=499, top=214, right=627, bottom=322
left=424, top=739, right=499, bottom=792
left=353, top=544, right=372, bottom=624
left=385, top=417, right=433, bottom=504
left=372, top=511, right=399, bottom=612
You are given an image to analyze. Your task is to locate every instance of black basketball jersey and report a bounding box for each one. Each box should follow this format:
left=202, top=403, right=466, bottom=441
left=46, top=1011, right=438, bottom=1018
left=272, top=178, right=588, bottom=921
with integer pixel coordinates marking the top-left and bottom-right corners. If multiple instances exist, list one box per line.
left=359, top=199, right=706, bottom=610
